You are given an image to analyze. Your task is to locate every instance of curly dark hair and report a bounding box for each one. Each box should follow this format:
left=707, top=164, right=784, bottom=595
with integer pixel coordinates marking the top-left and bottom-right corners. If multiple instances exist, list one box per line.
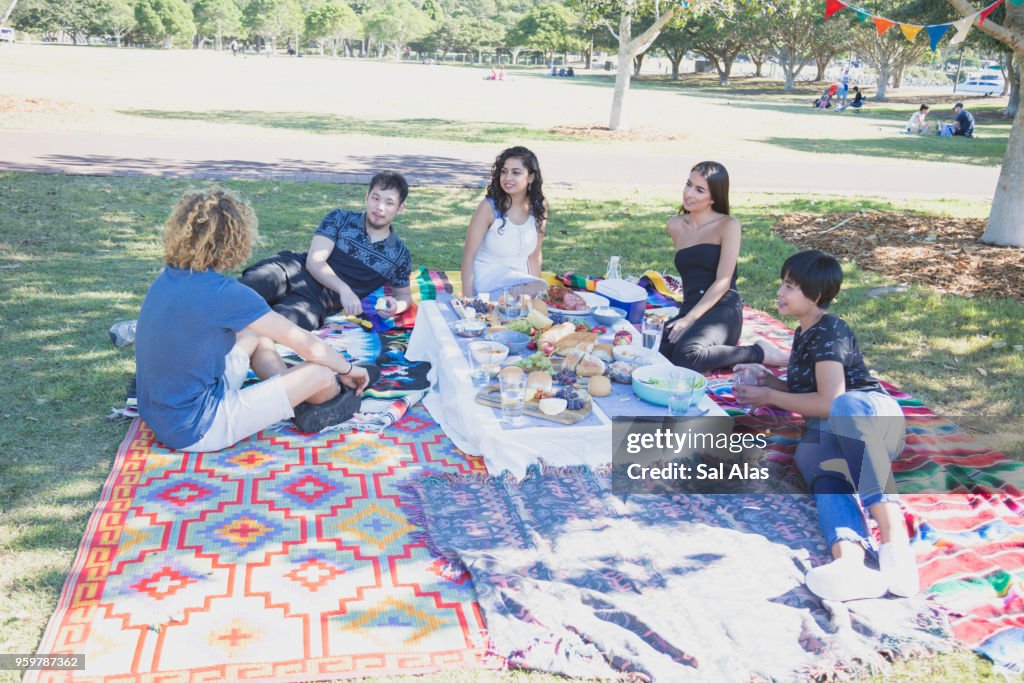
left=485, top=146, right=547, bottom=235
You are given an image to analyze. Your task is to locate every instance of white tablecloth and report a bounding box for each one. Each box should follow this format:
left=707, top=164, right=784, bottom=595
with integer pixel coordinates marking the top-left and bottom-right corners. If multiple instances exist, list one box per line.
left=406, top=299, right=724, bottom=477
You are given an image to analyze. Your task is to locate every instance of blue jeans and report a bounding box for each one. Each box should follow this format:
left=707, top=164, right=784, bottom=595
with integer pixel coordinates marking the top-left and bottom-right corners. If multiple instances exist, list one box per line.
left=796, top=391, right=906, bottom=549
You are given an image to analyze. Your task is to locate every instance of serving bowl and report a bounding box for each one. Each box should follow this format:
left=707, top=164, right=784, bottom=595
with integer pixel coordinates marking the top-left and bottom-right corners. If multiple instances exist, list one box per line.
left=454, top=319, right=487, bottom=337
left=631, top=365, right=706, bottom=407
left=469, top=340, right=509, bottom=366
left=592, top=306, right=627, bottom=327
left=612, top=344, right=657, bottom=366
left=485, top=329, right=531, bottom=355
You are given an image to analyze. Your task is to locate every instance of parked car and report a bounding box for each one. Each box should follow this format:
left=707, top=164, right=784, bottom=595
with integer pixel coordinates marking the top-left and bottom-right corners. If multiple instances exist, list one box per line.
left=0, top=27, right=15, bottom=43
left=958, top=72, right=1005, bottom=96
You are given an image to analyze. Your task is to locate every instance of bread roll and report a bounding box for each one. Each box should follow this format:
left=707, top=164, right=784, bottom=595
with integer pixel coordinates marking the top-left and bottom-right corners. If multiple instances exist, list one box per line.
left=576, top=356, right=606, bottom=377
left=539, top=322, right=575, bottom=345
left=592, top=344, right=613, bottom=362
left=562, top=348, right=587, bottom=372
left=554, top=331, right=598, bottom=354
left=588, top=375, right=611, bottom=397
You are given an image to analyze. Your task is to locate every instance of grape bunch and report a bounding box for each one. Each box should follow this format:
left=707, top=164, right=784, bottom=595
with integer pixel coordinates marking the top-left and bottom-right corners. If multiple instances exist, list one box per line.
left=555, top=387, right=587, bottom=410
left=548, top=311, right=568, bottom=325
left=552, top=369, right=577, bottom=386
left=464, top=299, right=493, bottom=315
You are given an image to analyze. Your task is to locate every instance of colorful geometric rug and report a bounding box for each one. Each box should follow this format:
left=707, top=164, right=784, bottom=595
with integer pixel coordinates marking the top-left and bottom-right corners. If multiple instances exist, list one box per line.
left=31, top=322, right=495, bottom=682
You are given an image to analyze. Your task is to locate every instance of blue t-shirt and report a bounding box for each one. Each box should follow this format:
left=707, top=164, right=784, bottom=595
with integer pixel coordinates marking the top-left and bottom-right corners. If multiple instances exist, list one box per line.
left=135, top=267, right=270, bottom=448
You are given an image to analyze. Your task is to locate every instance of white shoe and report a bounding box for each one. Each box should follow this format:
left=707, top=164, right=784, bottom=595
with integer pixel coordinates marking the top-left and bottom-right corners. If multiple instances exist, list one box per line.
left=805, top=557, right=889, bottom=602
left=879, top=543, right=920, bottom=597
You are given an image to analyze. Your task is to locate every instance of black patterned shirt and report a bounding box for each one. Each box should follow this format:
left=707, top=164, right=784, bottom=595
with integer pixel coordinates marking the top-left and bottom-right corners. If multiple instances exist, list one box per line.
left=787, top=314, right=882, bottom=394
left=314, top=209, right=411, bottom=298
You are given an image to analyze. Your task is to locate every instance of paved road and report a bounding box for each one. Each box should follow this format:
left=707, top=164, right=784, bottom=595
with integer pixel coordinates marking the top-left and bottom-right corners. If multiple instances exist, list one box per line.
left=0, top=130, right=1001, bottom=201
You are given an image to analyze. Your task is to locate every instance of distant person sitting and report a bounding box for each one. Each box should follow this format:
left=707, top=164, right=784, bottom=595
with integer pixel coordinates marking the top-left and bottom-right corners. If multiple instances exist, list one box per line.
left=952, top=102, right=974, bottom=137
left=905, top=104, right=930, bottom=134
left=566, top=67, right=575, bottom=77
left=558, top=68, right=567, bottom=77
left=498, top=65, right=506, bottom=80
left=488, top=66, right=498, bottom=80
left=550, top=66, right=557, bottom=76
left=835, top=87, right=863, bottom=112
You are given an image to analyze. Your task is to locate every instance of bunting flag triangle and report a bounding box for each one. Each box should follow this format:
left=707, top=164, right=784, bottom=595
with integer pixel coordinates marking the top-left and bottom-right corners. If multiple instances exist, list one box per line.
left=980, top=0, right=1004, bottom=25
left=900, top=23, right=924, bottom=42
left=1010, top=0, right=1022, bottom=7
left=854, top=8, right=870, bottom=22
left=824, top=0, right=847, bottom=20
left=948, top=16, right=973, bottom=46
left=873, top=17, right=896, bottom=35
left=926, top=24, right=951, bottom=51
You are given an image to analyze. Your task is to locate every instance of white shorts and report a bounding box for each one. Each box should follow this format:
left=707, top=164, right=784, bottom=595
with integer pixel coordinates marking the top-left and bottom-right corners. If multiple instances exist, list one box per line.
left=182, top=346, right=294, bottom=452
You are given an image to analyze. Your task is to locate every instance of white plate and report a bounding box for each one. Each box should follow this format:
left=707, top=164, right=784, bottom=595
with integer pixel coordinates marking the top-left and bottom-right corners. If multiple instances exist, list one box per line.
left=548, top=291, right=610, bottom=317
left=612, top=344, right=657, bottom=366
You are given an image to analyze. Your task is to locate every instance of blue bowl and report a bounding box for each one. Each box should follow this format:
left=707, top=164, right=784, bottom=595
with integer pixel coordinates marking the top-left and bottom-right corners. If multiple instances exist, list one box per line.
left=631, top=365, right=706, bottom=407
left=592, top=306, right=627, bottom=327
left=486, top=329, right=531, bottom=355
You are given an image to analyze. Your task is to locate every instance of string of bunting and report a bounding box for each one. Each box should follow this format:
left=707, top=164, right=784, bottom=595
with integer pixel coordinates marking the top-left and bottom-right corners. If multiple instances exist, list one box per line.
left=824, top=0, right=1019, bottom=51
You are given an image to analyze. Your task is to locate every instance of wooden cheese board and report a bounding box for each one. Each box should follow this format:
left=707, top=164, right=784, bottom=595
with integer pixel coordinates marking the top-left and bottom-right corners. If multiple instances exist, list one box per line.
left=474, top=384, right=592, bottom=425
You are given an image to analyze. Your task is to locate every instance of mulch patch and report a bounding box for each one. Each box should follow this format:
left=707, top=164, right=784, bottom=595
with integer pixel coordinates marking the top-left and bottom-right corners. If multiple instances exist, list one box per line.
left=0, top=95, right=91, bottom=114
left=548, top=124, right=685, bottom=142
left=771, top=211, right=1024, bottom=301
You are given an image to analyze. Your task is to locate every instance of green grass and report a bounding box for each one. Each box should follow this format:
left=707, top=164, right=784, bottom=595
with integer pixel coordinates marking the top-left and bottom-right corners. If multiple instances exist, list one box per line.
left=1, top=173, right=1018, bottom=682
left=120, top=110, right=578, bottom=146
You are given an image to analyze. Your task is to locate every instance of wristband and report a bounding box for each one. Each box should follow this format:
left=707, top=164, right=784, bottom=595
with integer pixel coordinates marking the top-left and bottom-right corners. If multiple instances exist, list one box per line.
left=339, top=363, right=353, bottom=376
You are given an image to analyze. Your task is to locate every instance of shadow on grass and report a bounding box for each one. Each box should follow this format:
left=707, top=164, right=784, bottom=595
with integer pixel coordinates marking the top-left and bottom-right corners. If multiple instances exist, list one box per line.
left=759, top=135, right=1007, bottom=166
left=121, top=109, right=569, bottom=145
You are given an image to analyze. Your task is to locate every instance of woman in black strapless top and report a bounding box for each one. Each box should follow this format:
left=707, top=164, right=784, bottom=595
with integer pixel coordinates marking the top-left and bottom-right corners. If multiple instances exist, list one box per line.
left=660, top=162, right=787, bottom=372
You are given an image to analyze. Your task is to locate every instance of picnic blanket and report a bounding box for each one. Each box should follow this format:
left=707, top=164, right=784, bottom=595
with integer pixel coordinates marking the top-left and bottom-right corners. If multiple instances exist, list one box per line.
left=400, top=468, right=954, bottom=681
left=408, top=268, right=1024, bottom=675
left=31, top=324, right=494, bottom=682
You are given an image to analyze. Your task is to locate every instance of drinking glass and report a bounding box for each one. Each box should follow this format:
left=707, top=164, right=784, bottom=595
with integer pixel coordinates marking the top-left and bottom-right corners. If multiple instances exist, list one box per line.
left=642, top=316, right=664, bottom=351
left=733, top=367, right=759, bottom=412
left=499, top=286, right=525, bottom=320
left=667, top=369, right=700, bottom=417
left=499, top=373, right=526, bottom=424
left=468, top=351, right=490, bottom=387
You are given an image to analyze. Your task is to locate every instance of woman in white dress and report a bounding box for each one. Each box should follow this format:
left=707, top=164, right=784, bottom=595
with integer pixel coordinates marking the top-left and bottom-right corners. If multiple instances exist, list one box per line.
left=460, top=147, right=548, bottom=298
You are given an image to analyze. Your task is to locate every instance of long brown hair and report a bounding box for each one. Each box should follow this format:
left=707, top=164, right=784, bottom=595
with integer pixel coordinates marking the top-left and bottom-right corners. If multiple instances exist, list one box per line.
left=679, top=161, right=730, bottom=216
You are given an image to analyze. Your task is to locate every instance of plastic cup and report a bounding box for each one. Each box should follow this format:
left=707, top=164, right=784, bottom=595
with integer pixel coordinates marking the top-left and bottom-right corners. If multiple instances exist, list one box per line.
left=642, top=316, right=664, bottom=351
left=667, top=369, right=700, bottom=416
left=498, top=373, right=526, bottom=424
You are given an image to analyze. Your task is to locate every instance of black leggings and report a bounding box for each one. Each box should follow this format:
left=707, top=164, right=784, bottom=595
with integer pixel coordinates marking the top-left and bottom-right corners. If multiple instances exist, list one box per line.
left=238, top=251, right=341, bottom=331
left=659, top=292, right=764, bottom=373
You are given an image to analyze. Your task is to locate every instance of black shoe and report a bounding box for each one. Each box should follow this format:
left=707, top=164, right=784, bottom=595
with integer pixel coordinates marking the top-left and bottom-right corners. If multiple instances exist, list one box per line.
left=291, top=364, right=381, bottom=433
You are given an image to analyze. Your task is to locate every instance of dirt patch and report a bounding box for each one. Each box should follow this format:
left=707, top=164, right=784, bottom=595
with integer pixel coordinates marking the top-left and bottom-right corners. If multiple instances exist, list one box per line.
left=548, top=124, right=685, bottom=142
left=0, top=95, right=91, bottom=115
left=771, top=211, right=1024, bottom=300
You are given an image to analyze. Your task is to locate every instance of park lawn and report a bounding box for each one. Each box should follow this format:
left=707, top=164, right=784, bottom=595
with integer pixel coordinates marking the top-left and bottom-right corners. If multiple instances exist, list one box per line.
left=1, top=173, right=1019, bottom=683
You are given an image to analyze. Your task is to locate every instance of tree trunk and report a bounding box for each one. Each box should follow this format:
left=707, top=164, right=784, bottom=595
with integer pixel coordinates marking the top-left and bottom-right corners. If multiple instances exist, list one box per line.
left=814, top=60, right=827, bottom=82
left=633, top=52, right=644, bottom=76
left=1008, top=62, right=1020, bottom=117
left=982, top=54, right=1024, bottom=246
left=783, top=66, right=795, bottom=90
left=609, top=11, right=634, bottom=131
left=892, top=65, right=904, bottom=89
left=670, top=54, right=683, bottom=80
left=717, top=56, right=733, bottom=85
left=1, top=0, right=18, bottom=25
left=752, top=57, right=764, bottom=77
left=875, top=64, right=889, bottom=100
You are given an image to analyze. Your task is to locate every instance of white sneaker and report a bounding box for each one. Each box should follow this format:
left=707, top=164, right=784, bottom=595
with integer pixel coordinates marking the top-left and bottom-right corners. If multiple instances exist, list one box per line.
left=805, top=557, right=889, bottom=602
left=879, top=543, right=920, bottom=597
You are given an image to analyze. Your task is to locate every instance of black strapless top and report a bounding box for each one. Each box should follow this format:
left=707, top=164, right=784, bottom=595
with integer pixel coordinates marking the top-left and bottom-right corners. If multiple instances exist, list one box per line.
left=674, top=243, right=738, bottom=301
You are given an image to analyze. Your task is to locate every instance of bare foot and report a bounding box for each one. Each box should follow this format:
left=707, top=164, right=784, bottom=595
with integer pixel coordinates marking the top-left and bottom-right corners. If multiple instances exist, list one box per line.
left=756, top=339, right=789, bottom=366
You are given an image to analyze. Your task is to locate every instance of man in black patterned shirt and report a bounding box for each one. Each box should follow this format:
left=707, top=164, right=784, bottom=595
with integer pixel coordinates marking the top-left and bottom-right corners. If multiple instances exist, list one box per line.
left=240, top=172, right=413, bottom=331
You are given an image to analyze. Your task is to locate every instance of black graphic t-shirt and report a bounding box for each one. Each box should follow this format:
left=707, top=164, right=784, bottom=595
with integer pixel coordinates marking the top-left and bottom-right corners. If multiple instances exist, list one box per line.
left=787, top=314, right=882, bottom=395
left=315, top=210, right=411, bottom=299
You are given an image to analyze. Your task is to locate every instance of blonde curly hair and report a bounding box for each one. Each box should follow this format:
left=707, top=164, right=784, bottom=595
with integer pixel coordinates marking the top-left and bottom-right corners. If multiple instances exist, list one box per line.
left=163, top=188, right=256, bottom=272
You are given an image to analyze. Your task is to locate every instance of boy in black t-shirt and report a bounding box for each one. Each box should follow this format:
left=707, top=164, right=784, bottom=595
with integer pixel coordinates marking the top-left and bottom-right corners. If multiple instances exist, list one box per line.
left=734, top=250, right=917, bottom=602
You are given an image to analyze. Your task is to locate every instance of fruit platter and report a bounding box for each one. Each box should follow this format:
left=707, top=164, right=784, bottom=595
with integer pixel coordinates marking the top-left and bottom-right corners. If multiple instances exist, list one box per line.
left=474, top=364, right=595, bottom=425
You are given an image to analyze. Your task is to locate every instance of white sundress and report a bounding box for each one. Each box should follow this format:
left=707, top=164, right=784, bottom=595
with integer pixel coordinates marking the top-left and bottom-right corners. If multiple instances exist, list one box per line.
left=471, top=197, right=544, bottom=298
